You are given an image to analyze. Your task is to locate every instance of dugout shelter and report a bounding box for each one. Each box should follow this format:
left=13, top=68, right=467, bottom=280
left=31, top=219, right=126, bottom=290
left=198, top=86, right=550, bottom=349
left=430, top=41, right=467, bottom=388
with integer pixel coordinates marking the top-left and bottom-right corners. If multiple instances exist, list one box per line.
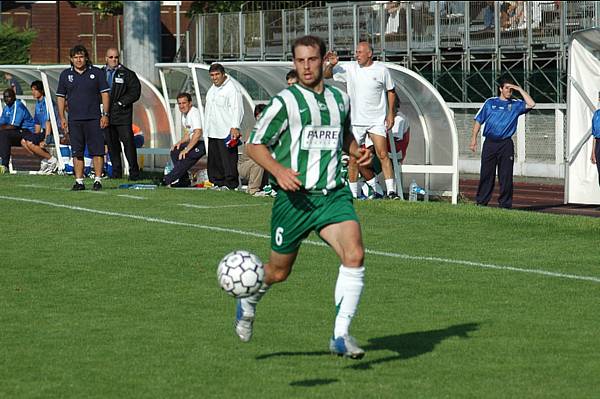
left=565, top=28, right=600, bottom=205
left=0, top=65, right=172, bottom=173
left=157, top=61, right=459, bottom=204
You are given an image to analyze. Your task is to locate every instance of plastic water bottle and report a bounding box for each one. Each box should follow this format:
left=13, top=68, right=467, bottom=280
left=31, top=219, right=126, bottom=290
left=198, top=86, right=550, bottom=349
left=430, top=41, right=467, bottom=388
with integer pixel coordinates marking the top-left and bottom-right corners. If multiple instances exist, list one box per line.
left=163, top=160, right=173, bottom=176
left=409, top=179, right=418, bottom=202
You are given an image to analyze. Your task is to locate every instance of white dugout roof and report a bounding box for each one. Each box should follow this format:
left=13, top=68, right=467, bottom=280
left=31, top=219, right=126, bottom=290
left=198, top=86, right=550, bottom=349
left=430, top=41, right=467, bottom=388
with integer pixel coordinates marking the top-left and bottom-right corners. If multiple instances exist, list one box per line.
left=0, top=65, right=172, bottom=171
left=566, top=28, right=600, bottom=205
left=157, top=61, right=459, bottom=203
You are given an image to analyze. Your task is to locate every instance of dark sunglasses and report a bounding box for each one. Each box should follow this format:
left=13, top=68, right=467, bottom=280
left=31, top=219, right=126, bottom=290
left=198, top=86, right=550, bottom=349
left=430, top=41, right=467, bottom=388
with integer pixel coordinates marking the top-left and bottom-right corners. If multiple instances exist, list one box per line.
left=108, top=56, right=119, bottom=59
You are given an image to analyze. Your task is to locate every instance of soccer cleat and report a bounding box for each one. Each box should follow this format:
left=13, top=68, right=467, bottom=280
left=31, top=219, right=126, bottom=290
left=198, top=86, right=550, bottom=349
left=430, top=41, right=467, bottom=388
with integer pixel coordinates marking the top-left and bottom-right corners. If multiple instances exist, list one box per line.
left=329, top=335, right=365, bottom=359
left=38, top=159, right=49, bottom=174
left=385, top=191, right=401, bottom=200
left=71, top=182, right=85, bottom=191
left=368, top=192, right=384, bottom=200
left=234, top=299, right=254, bottom=342
left=92, top=181, right=102, bottom=191
left=44, top=158, right=58, bottom=174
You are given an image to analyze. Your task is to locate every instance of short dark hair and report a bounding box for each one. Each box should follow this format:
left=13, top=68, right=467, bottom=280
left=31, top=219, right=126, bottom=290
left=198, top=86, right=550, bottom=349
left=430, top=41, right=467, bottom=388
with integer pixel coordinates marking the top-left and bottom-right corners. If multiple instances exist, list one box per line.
left=3, top=88, right=15, bottom=98
left=292, top=35, right=326, bottom=59
left=286, top=69, right=298, bottom=81
left=176, top=92, right=192, bottom=102
left=498, top=76, right=515, bottom=88
left=69, top=45, right=91, bottom=66
left=209, top=63, right=225, bottom=74
left=31, top=80, right=45, bottom=95
left=254, top=103, right=266, bottom=118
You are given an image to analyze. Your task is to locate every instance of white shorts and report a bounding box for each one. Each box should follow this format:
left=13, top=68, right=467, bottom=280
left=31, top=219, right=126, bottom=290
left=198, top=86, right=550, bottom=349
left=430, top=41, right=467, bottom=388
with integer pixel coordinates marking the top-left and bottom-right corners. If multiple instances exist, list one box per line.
left=352, top=124, right=387, bottom=146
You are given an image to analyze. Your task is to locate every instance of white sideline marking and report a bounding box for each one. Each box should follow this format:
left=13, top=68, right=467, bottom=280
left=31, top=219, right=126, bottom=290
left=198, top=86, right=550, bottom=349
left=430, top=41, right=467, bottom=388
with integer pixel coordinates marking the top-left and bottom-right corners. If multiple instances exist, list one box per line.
left=117, top=194, right=146, bottom=200
left=1, top=194, right=599, bottom=284
left=179, top=203, right=269, bottom=209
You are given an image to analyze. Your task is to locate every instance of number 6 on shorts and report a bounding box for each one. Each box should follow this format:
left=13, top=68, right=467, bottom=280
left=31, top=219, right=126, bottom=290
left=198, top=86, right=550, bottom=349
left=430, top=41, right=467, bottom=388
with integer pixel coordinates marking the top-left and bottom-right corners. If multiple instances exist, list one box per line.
left=275, top=227, right=284, bottom=246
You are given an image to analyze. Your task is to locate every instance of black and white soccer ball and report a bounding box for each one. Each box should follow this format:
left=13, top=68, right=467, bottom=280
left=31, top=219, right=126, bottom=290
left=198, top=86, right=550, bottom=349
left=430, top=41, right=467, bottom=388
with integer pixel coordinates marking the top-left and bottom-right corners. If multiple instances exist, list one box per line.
left=217, top=250, right=264, bottom=298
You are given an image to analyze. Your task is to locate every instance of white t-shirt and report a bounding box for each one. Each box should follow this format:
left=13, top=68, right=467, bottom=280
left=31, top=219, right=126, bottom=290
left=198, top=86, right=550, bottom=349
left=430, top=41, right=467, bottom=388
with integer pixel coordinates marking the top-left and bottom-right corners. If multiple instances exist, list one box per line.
left=181, top=106, right=203, bottom=139
left=332, top=61, right=395, bottom=126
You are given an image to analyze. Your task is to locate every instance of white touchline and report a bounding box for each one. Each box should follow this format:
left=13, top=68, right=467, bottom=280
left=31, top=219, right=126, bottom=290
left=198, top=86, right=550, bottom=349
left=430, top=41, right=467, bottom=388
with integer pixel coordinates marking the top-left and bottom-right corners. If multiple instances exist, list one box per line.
left=118, top=194, right=146, bottom=200
left=179, top=203, right=269, bottom=209
left=1, top=195, right=599, bottom=284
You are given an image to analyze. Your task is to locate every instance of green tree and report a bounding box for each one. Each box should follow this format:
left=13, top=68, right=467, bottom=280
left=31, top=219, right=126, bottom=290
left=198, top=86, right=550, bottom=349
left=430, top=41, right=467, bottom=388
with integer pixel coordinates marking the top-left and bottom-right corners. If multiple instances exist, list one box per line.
left=72, top=1, right=123, bottom=16
left=0, top=22, right=37, bottom=64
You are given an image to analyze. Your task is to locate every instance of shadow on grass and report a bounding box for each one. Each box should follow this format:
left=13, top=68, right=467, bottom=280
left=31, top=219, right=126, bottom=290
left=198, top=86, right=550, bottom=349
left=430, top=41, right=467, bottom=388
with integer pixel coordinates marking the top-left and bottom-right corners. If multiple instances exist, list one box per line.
left=289, top=378, right=339, bottom=387
left=257, top=322, right=480, bottom=371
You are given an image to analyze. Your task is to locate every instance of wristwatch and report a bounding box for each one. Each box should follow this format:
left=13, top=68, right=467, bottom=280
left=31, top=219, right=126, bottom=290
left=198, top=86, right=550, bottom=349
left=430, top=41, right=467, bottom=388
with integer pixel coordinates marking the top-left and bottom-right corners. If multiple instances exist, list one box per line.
left=101, top=112, right=109, bottom=117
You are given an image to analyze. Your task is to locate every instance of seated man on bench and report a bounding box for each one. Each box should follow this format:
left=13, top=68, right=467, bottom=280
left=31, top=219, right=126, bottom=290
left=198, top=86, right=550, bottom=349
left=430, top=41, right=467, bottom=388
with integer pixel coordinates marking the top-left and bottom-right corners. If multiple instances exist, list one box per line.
left=0, top=88, right=37, bottom=170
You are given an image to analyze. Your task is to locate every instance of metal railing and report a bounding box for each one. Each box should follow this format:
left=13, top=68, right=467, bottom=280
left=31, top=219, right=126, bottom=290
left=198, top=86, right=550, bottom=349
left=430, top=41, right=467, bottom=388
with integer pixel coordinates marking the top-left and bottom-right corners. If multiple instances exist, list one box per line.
left=175, top=1, right=599, bottom=62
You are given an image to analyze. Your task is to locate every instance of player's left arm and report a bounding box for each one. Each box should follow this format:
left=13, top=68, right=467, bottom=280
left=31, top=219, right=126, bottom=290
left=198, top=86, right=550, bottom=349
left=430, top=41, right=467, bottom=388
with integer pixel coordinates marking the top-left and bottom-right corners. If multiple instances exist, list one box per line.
left=508, top=84, right=536, bottom=109
left=100, top=91, right=110, bottom=128
left=342, top=117, right=371, bottom=167
left=230, top=89, right=244, bottom=140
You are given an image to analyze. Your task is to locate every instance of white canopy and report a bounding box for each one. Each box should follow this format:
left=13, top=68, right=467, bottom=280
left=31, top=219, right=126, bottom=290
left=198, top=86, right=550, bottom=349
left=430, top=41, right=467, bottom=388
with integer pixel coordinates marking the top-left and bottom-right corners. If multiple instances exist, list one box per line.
left=157, top=61, right=459, bottom=203
left=566, top=28, right=600, bottom=205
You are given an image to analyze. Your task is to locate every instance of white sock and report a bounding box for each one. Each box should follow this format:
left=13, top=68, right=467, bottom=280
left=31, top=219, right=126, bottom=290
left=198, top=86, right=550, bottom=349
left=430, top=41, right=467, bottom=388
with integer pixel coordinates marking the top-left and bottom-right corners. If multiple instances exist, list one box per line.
left=94, top=176, right=102, bottom=183
left=76, top=178, right=84, bottom=184
left=334, top=265, right=365, bottom=338
left=385, top=178, right=395, bottom=194
left=349, top=182, right=358, bottom=198
left=240, top=283, right=270, bottom=318
left=49, top=156, right=57, bottom=162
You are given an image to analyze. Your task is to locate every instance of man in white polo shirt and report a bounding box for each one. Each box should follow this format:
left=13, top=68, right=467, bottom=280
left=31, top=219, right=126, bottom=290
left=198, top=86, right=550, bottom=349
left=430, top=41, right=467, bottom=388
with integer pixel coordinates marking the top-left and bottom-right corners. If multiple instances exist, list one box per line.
left=163, top=92, right=205, bottom=187
left=324, top=42, right=399, bottom=199
left=204, top=63, right=244, bottom=190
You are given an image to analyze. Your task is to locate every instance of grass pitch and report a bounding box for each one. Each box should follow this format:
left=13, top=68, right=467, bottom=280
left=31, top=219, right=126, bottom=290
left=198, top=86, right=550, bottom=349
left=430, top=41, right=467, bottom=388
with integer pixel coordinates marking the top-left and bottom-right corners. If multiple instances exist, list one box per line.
left=1, top=174, right=599, bottom=398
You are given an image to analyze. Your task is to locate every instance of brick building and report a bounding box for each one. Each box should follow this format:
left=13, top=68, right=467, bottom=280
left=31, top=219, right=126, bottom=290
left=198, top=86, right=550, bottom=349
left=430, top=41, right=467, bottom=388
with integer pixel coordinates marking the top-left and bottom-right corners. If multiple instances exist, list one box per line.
left=0, top=1, right=194, bottom=64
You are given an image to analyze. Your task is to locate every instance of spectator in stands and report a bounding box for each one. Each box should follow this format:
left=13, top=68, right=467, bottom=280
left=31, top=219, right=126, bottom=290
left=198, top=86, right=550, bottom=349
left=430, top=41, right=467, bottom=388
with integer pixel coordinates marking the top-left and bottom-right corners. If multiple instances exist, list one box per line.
left=4, top=72, right=22, bottom=95
left=56, top=45, right=110, bottom=191
left=204, top=63, right=244, bottom=190
left=238, top=104, right=267, bottom=196
left=0, top=88, right=36, bottom=169
left=469, top=76, right=535, bottom=208
left=102, top=47, right=142, bottom=180
left=590, top=92, right=600, bottom=187
left=286, top=69, right=298, bottom=86
left=324, top=42, right=400, bottom=199
left=163, top=92, right=206, bottom=187
left=483, top=1, right=495, bottom=30
left=24, top=80, right=59, bottom=174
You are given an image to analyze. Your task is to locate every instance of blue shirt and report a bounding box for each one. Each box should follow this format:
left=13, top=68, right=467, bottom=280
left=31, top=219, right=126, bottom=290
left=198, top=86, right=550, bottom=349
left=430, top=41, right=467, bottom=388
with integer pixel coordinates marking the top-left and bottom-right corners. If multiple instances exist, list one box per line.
left=0, top=100, right=35, bottom=133
left=56, top=65, right=110, bottom=121
left=34, top=97, right=59, bottom=131
left=592, top=109, right=600, bottom=139
left=474, top=97, right=530, bottom=140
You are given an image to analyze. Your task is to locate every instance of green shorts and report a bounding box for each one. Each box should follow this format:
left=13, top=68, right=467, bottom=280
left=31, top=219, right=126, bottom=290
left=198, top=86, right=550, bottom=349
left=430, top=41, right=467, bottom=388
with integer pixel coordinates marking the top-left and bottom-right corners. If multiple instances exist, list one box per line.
left=270, top=185, right=359, bottom=254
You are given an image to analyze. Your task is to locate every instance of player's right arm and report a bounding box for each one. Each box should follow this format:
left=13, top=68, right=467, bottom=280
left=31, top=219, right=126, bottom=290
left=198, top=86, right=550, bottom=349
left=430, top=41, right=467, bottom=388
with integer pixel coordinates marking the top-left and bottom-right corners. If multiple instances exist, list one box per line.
left=592, top=137, right=597, bottom=164
left=246, top=144, right=301, bottom=191
left=469, top=121, right=481, bottom=152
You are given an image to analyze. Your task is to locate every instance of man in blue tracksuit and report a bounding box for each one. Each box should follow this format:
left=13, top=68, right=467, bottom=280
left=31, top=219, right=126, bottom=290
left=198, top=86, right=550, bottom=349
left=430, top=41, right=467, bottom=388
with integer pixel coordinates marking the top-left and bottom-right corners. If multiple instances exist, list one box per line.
left=469, top=77, right=536, bottom=208
left=590, top=92, right=600, bottom=186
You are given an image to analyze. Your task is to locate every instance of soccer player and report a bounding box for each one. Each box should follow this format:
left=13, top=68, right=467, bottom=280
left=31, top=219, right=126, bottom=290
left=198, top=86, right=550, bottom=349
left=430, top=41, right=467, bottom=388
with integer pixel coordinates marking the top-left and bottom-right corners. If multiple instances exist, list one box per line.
left=590, top=91, right=600, bottom=187
left=236, top=35, right=372, bottom=359
left=469, top=77, right=535, bottom=208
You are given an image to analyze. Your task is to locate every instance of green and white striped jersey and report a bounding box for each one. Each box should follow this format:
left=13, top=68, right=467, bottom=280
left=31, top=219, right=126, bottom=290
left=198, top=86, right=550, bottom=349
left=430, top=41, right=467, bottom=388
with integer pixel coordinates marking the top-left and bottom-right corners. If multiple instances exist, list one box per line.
left=249, top=83, right=351, bottom=192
